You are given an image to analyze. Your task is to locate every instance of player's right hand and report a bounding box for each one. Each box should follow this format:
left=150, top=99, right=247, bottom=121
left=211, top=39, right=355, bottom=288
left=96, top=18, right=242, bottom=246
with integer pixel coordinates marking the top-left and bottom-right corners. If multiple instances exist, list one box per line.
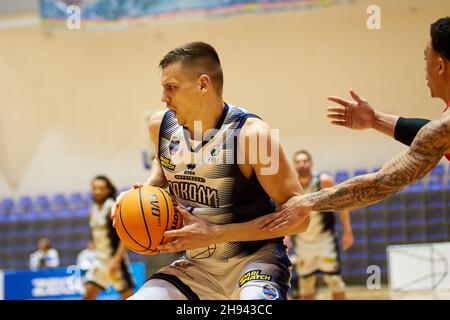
left=111, top=183, right=143, bottom=228
left=258, top=195, right=312, bottom=233
left=326, top=89, right=376, bottom=130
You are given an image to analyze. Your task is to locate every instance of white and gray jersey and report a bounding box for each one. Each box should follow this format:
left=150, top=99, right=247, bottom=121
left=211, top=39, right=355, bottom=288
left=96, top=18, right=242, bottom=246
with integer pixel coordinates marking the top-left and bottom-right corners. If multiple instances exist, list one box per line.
left=89, top=198, right=120, bottom=260
left=296, top=173, right=337, bottom=243
left=158, top=103, right=285, bottom=265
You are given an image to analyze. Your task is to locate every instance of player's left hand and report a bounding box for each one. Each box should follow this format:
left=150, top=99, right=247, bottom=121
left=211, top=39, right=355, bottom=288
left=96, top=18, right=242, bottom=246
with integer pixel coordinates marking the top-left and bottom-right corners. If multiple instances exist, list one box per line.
left=157, top=206, right=216, bottom=253
left=258, top=195, right=312, bottom=233
left=342, top=231, right=354, bottom=251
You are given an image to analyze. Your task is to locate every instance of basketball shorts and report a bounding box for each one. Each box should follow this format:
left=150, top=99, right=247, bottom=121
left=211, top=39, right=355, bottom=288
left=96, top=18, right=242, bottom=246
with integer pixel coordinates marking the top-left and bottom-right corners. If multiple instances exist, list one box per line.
left=295, top=234, right=341, bottom=277
left=84, top=257, right=135, bottom=293
left=130, top=243, right=291, bottom=300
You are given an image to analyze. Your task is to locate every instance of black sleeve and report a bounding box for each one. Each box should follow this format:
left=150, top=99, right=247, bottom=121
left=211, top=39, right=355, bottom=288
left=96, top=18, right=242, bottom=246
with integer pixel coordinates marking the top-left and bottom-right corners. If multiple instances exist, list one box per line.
left=394, top=117, right=430, bottom=146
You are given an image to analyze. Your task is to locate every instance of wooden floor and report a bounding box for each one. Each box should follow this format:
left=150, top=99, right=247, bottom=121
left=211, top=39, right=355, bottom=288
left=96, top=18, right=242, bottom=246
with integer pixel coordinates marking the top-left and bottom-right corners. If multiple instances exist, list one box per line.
left=309, top=286, right=450, bottom=300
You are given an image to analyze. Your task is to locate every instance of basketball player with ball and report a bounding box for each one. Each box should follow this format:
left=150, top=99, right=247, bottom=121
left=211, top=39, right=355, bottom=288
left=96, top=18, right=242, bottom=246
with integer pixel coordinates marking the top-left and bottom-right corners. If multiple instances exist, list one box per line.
left=111, top=42, right=311, bottom=300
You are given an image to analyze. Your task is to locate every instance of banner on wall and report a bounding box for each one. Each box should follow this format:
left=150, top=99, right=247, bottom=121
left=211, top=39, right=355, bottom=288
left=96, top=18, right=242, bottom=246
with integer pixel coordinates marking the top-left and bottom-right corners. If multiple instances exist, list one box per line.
left=39, top=0, right=344, bottom=29
left=0, top=262, right=145, bottom=300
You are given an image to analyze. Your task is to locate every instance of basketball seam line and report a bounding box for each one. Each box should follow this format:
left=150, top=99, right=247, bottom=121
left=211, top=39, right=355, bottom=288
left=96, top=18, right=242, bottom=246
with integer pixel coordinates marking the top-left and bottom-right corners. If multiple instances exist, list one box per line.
left=119, top=197, right=151, bottom=252
left=138, top=187, right=153, bottom=251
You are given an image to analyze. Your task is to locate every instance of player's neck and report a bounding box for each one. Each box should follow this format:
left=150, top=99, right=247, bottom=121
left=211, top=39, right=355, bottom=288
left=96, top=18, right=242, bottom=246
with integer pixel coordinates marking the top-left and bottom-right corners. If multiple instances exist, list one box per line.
left=95, top=199, right=107, bottom=209
left=185, top=100, right=225, bottom=140
left=299, top=174, right=313, bottom=188
left=438, top=85, right=450, bottom=107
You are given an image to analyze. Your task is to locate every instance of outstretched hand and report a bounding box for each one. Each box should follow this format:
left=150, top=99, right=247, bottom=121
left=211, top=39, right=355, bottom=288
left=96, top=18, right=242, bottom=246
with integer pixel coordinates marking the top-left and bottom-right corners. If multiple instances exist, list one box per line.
left=327, top=89, right=375, bottom=130
left=258, top=195, right=312, bottom=233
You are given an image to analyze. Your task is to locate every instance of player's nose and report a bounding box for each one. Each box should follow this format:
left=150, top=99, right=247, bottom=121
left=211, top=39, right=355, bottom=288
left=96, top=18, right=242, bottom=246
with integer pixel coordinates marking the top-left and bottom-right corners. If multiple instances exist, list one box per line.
left=161, top=92, right=171, bottom=103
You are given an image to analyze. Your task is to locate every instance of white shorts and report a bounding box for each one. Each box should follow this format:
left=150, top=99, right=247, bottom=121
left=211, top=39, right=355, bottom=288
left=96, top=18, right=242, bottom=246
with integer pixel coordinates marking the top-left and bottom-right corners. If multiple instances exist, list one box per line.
left=84, top=257, right=135, bottom=293
left=295, top=234, right=341, bottom=277
left=130, top=243, right=291, bottom=300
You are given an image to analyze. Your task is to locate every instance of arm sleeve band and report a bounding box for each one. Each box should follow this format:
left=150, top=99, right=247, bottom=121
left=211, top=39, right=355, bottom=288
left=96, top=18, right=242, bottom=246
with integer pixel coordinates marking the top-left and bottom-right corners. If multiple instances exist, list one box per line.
left=394, top=117, right=430, bottom=146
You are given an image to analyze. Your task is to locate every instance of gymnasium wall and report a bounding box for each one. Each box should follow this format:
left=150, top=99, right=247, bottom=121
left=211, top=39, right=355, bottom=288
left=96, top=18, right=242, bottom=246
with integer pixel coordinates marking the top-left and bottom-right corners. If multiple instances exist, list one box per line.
left=0, top=0, right=449, bottom=198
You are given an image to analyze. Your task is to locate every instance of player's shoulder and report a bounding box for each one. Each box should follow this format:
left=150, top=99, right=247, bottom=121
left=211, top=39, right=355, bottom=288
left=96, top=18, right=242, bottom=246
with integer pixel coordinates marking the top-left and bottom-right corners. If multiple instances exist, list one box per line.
left=416, top=111, right=450, bottom=144
left=240, top=116, right=271, bottom=133
left=148, top=110, right=167, bottom=142
left=319, top=172, right=335, bottom=188
left=148, top=110, right=166, bottom=129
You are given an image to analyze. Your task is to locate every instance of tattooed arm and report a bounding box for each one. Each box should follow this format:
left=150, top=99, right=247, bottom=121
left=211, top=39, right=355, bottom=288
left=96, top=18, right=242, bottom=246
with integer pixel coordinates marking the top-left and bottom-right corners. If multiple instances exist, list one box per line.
left=260, top=113, right=450, bottom=231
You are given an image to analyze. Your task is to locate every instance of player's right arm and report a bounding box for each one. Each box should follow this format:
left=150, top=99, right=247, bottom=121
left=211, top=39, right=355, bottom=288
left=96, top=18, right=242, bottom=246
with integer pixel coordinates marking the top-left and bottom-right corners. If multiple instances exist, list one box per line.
left=259, top=112, right=450, bottom=231
left=327, top=89, right=430, bottom=145
left=111, top=111, right=168, bottom=226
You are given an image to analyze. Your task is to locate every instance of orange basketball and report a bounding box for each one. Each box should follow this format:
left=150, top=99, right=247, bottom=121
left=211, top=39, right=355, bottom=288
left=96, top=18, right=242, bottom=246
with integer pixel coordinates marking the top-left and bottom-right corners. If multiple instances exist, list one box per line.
left=115, top=186, right=183, bottom=255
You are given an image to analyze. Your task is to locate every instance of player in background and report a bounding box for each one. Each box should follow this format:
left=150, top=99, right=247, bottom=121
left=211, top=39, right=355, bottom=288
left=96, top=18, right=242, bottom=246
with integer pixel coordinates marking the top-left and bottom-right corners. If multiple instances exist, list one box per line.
left=83, top=175, right=135, bottom=300
left=291, top=150, right=353, bottom=300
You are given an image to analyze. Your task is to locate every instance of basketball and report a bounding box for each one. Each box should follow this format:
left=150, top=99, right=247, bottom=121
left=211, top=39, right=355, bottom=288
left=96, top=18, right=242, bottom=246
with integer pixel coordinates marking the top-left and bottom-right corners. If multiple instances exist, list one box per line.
left=115, top=186, right=183, bottom=255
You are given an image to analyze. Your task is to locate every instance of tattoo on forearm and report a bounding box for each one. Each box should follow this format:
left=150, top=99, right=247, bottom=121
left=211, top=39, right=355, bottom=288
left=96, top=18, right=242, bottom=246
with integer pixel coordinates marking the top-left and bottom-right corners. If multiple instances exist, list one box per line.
left=307, top=115, right=450, bottom=211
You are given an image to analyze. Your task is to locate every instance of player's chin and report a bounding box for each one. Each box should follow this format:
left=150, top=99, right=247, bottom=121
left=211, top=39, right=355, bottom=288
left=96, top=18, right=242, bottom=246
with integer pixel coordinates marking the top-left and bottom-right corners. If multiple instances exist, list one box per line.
left=175, top=117, right=186, bottom=126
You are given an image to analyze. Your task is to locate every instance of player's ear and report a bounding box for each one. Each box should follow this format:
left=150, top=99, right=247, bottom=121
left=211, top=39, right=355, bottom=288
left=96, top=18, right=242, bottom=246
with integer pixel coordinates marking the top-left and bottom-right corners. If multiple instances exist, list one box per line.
left=199, top=74, right=210, bottom=94
left=437, top=56, right=447, bottom=75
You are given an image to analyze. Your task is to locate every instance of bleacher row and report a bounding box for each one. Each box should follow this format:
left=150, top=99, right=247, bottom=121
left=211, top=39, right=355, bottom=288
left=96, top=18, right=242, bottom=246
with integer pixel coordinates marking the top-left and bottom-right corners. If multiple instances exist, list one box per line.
left=1, top=163, right=449, bottom=285
left=0, top=188, right=147, bottom=271
left=336, top=163, right=450, bottom=283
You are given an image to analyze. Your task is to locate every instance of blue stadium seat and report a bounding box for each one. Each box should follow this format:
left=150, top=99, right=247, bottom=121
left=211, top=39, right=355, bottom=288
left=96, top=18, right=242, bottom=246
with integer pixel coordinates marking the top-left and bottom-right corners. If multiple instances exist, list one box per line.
left=74, top=239, right=88, bottom=248
left=427, top=232, right=447, bottom=241
left=23, top=242, right=36, bottom=253
left=404, top=185, right=425, bottom=209
left=387, top=211, right=403, bottom=226
left=61, top=255, right=74, bottom=266
left=19, top=196, right=33, bottom=212
left=0, top=198, right=14, bottom=214
left=405, top=180, right=425, bottom=193
left=75, top=207, right=90, bottom=218
left=55, top=208, right=74, bottom=219
left=386, top=192, right=404, bottom=210
left=23, top=211, right=38, bottom=222
left=386, top=201, right=403, bottom=211
left=352, top=232, right=367, bottom=245
left=405, top=208, right=425, bottom=225
left=388, top=232, right=405, bottom=243
left=73, top=224, right=90, bottom=234
left=70, top=192, right=83, bottom=203
left=368, top=229, right=386, bottom=243
left=446, top=180, right=450, bottom=205
left=428, top=179, right=445, bottom=191
left=371, top=252, right=386, bottom=261
left=367, top=212, right=385, bottom=227
left=37, top=209, right=53, bottom=221
left=368, top=220, right=385, bottom=228
left=55, top=225, right=72, bottom=235
left=367, top=202, right=385, bottom=212
left=348, top=267, right=369, bottom=276
left=334, top=171, right=350, bottom=183
left=0, top=211, right=10, bottom=223
left=52, top=194, right=68, bottom=210
left=351, top=221, right=365, bottom=230
left=347, top=248, right=368, bottom=260
left=353, top=169, right=369, bottom=177
left=429, top=164, right=445, bottom=178
left=407, top=230, right=426, bottom=242
left=36, top=195, right=50, bottom=211
left=69, top=192, right=88, bottom=210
